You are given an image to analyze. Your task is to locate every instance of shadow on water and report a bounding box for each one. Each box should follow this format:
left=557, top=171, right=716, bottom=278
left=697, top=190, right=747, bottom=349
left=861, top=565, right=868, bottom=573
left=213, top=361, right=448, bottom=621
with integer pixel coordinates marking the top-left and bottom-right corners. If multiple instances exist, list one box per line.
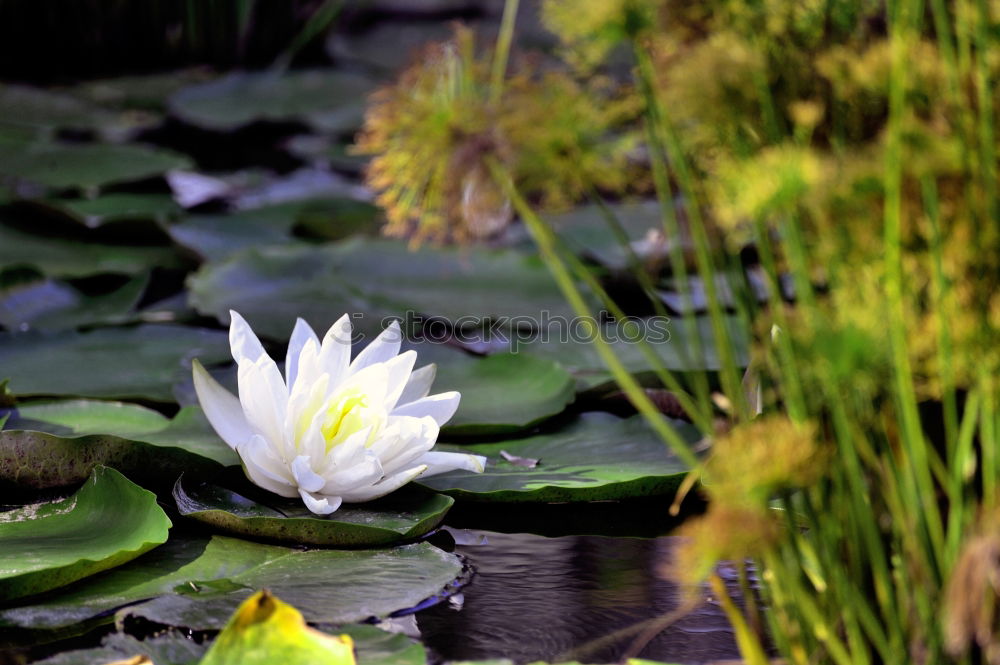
left=415, top=530, right=744, bottom=664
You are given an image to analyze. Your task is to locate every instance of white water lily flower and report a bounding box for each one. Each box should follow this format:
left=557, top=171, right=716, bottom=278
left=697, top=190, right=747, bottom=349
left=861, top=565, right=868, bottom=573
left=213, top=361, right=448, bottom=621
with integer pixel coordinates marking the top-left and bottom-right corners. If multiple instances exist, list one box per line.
left=192, top=311, right=486, bottom=515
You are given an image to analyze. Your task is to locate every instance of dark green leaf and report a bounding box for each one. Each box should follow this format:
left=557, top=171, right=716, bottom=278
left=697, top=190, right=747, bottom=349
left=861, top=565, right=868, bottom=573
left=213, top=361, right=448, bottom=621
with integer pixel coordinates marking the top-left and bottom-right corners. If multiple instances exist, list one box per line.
left=0, top=535, right=463, bottom=631
left=0, top=324, right=231, bottom=402
left=0, top=466, right=171, bottom=600
left=418, top=413, right=699, bottom=502
left=174, top=474, right=454, bottom=547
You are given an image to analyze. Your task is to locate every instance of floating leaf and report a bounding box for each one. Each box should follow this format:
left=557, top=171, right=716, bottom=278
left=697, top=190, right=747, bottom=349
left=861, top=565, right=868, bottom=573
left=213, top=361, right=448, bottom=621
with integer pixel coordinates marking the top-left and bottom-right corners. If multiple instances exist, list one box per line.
left=0, top=142, right=192, bottom=191
left=174, top=474, right=453, bottom=547
left=200, top=590, right=356, bottom=665
left=517, top=316, right=750, bottom=390
left=0, top=84, right=117, bottom=138
left=168, top=198, right=377, bottom=262
left=0, top=400, right=237, bottom=491
left=0, top=466, right=171, bottom=601
left=0, top=535, right=463, bottom=632
left=418, top=413, right=699, bottom=502
left=43, top=194, right=182, bottom=228
left=188, top=237, right=579, bottom=340
left=32, top=623, right=424, bottom=665
left=0, top=324, right=231, bottom=402
left=169, top=70, right=376, bottom=131
left=0, top=222, right=181, bottom=278
left=430, top=351, right=576, bottom=435
left=0, top=272, right=148, bottom=332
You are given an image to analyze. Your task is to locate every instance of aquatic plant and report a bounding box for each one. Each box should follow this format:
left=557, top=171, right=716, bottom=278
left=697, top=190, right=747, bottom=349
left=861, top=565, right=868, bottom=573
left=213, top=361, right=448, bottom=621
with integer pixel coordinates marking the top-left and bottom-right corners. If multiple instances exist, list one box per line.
left=192, top=311, right=484, bottom=515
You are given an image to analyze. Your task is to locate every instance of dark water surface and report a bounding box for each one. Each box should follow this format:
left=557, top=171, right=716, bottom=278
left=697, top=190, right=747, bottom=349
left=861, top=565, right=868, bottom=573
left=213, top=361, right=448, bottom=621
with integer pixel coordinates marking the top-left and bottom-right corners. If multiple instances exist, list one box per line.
left=414, top=530, right=743, bottom=664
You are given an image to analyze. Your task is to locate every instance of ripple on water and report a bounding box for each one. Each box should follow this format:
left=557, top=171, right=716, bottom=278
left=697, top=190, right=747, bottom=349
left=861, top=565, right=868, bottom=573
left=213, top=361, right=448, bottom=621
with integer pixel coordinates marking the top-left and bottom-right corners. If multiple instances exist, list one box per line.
left=414, top=531, right=749, bottom=664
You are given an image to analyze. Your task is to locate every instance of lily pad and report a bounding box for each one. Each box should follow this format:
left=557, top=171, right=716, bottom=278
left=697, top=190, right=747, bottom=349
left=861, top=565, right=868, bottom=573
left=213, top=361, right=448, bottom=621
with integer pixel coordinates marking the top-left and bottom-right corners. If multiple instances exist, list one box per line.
left=0, top=400, right=239, bottom=491
left=0, top=84, right=117, bottom=138
left=0, top=535, right=463, bottom=632
left=169, top=70, right=376, bottom=131
left=44, top=194, right=182, bottom=228
left=174, top=474, right=454, bottom=547
left=200, top=590, right=355, bottom=665
left=168, top=198, right=377, bottom=262
left=0, top=222, right=181, bottom=278
left=428, top=350, right=576, bottom=435
left=543, top=200, right=681, bottom=271
left=0, top=273, right=148, bottom=332
left=0, top=324, right=231, bottom=402
left=187, top=237, right=579, bottom=340
left=417, top=412, right=700, bottom=502
left=0, top=142, right=192, bottom=191
left=33, top=622, right=425, bottom=665
left=517, top=316, right=750, bottom=390
left=0, top=466, right=171, bottom=601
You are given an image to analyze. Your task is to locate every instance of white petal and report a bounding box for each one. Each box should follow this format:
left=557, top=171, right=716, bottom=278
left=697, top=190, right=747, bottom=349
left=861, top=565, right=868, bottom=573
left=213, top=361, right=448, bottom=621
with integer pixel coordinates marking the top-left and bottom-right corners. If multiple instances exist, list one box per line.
left=237, top=357, right=289, bottom=457
left=350, top=320, right=402, bottom=374
left=318, top=314, right=353, bottom=389
left=238, top=435, right=298, bottom=498
left=397, top=363, right=436, bottom=406
left=320, top=452, right=384, bottom=495
left=191, top=359, right=253, bottom=450
left=391, top=391, right=461, bottom=426
left=291, top=455, right=325, bottom=493
left=229, top=310, right=268, bottom=365
left=373, top=416, right=437, bottom=475
left=285, top=318, right=319, bottom=390
left=340, top=464, right=427, bottom=503
left=293, top=338, right=322, bottom=394
left=299, top=489, right=343, bottom=515
left=383, top=350, right=417, bottom=410
left=416, top=451, right=488, bottom=477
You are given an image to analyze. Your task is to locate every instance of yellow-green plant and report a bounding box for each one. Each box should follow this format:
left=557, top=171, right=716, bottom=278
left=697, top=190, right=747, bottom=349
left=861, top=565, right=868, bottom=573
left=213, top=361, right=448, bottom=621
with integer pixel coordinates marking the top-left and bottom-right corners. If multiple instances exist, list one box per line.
left=358, top=0, right=1000, bottom=662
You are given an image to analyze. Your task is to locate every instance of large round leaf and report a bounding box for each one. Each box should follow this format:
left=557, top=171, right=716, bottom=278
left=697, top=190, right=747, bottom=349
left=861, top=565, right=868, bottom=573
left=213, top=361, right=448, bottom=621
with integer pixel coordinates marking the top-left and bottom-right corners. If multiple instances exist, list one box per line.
left=1, top=400, right=239, bottom=490
left=429, top=350, right=576, bottom=435
left=169, top=70, right=376, bottom=131
left=0, top=324, right=231, bottom=401
left=187, top=238, right=578, bottom=340
left=0, top=273, right=148, bottom=332
left=0, top=466, right=171, bottom=600
left=174, top=474, right=454, bottom=547
left=33, top=623, right=425, bottom=665
left=417, top=413, right=700, bottom=502
left=517, top=316, right=750, bottom=390
left=43, top=193, right=182, bottom=228
left=0, top=142, right=192, bottom=190
left=0, top=222, right=181, bottom=278
left=0, top=535, right=463, bottom=632
left=0, top=84, right=118, bottom=138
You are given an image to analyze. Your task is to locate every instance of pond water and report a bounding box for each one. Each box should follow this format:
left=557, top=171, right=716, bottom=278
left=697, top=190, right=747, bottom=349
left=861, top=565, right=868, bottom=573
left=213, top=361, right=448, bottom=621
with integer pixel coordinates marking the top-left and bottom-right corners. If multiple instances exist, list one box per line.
left=413, top=529, right=743, bottom=664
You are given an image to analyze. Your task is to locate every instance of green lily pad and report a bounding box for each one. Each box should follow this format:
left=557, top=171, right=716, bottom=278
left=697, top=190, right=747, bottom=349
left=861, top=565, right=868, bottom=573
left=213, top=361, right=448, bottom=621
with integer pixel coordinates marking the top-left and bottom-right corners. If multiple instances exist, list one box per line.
left=45, top=193, right=182, bottom=228
left=0, top=535, right=462, bottom=632
left=187, top=237, right=579, bottom=340
left=0, top=84, right=117, bottom=138
left=517, top=316, right=750, bottom=390
left=543, top=200, right=675, bottom=271
left=417, top=412, right=699, bottom=502
left=174, top=474, right=454, bottom=547
left=0, top=324, right=231, bottom=402
left=169, top=69, right=376, bottom=131
left=0, top=466, right=171, bottom=601
left=427, top=349, right=576, bottom=435
left=0, top=221, right=181, bottom=278
left=33, top=622, right=425, bottom=665
left=0, top=142, right=192, bottom=191
left=168, top=198, right=377, bottom=261
left=0, top=272, right=148, bottom=332
left=0, top=400, right=239, bottom=491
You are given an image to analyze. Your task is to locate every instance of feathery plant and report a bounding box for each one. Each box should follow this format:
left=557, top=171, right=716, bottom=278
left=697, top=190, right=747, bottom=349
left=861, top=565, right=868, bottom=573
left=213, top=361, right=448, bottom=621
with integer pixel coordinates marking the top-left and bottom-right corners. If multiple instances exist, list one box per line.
left=356, top=0, right=1000, bottom=662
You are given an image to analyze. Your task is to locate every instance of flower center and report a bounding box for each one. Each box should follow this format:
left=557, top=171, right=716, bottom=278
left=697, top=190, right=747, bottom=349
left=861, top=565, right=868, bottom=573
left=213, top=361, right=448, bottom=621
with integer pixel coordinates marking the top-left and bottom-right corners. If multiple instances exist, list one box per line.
left=320, top=388, right=383, bottom=451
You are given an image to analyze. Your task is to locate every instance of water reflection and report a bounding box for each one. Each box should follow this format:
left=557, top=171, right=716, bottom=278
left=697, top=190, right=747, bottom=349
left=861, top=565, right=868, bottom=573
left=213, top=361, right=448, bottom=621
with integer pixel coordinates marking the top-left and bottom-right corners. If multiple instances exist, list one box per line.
left=416, top=530, right=744, bottom=664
